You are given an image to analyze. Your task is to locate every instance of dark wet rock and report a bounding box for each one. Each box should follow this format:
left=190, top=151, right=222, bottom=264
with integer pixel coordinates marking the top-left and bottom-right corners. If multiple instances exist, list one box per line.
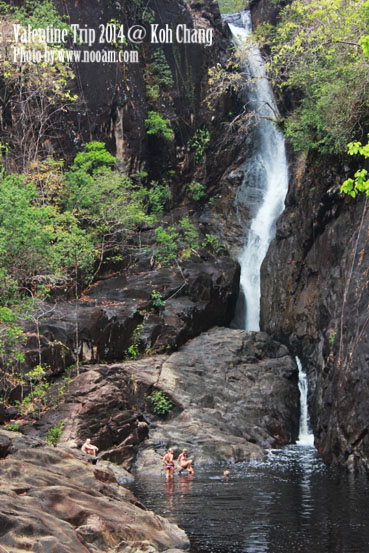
left=0, top=433, right=11, bottom=458
left=23, top=257, right=239, bottom=374
left=98, top=461, right=135, bottom=486
left=260, top=153, right=369, bottom=471
left=0, top=402, right=7, bottom=424
left=250, top=0, right=287, bottom=28
left=0, top=431, right=189, bottom=552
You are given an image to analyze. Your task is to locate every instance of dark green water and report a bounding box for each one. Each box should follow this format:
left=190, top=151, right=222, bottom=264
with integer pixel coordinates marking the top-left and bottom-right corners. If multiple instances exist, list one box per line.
left=132, top=445, right=369, bottom=553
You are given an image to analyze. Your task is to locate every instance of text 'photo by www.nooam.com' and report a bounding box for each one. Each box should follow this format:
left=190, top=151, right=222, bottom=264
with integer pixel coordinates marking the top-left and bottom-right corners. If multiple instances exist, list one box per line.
left=0, top=22, right=214, bottom=65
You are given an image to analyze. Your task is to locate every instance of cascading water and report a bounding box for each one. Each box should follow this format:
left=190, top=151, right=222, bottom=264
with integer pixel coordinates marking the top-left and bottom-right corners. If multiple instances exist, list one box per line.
left=227, top=12, right=289, bottom=331
left=296, top=356, right=314, bottom=446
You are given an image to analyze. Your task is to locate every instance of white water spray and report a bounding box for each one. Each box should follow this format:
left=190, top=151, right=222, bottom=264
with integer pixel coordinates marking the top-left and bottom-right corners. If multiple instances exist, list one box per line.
left=296, top=357, right=314, bottom=446
left=228, top=12, right=289, bottom=331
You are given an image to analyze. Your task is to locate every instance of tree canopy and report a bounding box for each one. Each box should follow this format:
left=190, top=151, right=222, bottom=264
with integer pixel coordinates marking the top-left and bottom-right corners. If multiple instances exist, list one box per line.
left=255, top=0, right=369, bottom=156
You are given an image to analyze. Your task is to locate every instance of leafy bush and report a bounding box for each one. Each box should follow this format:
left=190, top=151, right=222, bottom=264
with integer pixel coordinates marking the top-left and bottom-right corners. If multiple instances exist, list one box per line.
left=202, top=233, right=223, bottom=255
left=151, top=49, right=174, bottom=88
left=155, top=226, right=179, bottom=265
left=188, top=129, right=210, bottom=164
left=145, top=111, right=175, bottom=141
left=188, top=181, right=207, bottom=201
left=146, top=84, right=160, bottom=101
left=46, top=420, right=65, bottom=446
left=341, top=139, right=369, bottom=197
left=126, top=324, right=144, bottom=360
left=4, top=423, right=20, bottom=432
left=148, top=391, right=173, bottom=416
left=179, top=217, right=199, bottom=252
left=151, top=290, right=166, bottom=311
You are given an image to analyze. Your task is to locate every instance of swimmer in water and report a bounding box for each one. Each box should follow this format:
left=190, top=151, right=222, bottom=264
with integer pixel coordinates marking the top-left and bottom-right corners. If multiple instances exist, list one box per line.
left=177, top=448, right=194, bottom=475
left=163, top=448, right=175, bottom=480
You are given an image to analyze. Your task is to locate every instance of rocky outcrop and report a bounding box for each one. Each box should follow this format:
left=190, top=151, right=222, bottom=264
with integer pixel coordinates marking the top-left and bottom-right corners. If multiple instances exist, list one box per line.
left=250, top=0, right=287, bottom=28
left=260, top=153, right=369, bottom=471
left=0, top=430, right=189, bottom=553
left=20, top=327, right=299, bottom=472
left=134, top=327, right=299, bottom=473
left=23, top=256, right=239, bottom=374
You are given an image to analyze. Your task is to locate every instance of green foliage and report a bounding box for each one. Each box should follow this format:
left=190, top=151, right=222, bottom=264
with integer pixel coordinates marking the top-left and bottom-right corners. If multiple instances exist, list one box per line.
left=206, top=55, right=242, bottom=112
left=179, top=217, right=199, bottom=252
left=145, top=111, right=175, bottom=141
left=46, top=420, right=65, bottom=446
left=151, top=290, right=166, bottom=311
left=188, top=181, right=207, bottom=201
left=0, top=0, right=69, bottom=33
left=132, top=0, right=155, bottom=24
left=148, top=390, right=173, bottom=416
left=255, top=0, right=369, bottom=155
left=4, top=422, right=21, bottom=432
left=154, top=217, right=201, bottom=265
left=66, top=142, right=116, bottom=178
left=341, top=139, right=369, bottom=197
left=329, top=330, right=336, bottom=346
left=146, top=84, right=160, bottom=101
left=151, top=49, right=174, bottom=88
left=202, top=233, right=223, bottom=255
left=126, top=324, right=144, bottom=360
left=127, top=344, right=139, bottom=360
left=188, top=129, right=210, bottom=164
left=155, top=226, right=180, bottom=265
left=0, top=303, right=26, bottom=400
left=145, top=183, right=170, bottom=216
left=217, top=0, right=245, bottom=13
left=15, top=365, right=50, bottom=418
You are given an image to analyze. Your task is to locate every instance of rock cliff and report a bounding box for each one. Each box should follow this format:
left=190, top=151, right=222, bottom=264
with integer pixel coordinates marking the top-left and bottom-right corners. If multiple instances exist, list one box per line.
left=260, top=155, right=369, bottom=471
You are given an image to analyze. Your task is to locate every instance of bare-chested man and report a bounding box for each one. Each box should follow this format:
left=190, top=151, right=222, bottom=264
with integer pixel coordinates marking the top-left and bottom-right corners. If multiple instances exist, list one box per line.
left=163, top=448, right=175, bottom=479
left=81, top=438, right=99, bottom=456
left=177, top=449, right=194, bottom=475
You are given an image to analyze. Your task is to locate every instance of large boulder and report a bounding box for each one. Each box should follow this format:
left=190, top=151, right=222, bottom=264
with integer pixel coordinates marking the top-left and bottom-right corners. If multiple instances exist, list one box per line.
left=134, top=327, right=300, bottom=473
left=0, top=430, right=189, bottom=553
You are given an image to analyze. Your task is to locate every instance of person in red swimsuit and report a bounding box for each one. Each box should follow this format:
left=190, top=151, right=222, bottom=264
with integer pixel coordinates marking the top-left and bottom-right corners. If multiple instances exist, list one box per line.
left=177, top=448, right=194, bottom=475
left=162, top=448, right=175, bottom=479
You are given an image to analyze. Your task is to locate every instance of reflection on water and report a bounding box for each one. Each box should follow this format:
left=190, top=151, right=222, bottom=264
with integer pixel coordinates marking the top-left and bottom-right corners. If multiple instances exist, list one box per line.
left=132, top=445, right=369, bottom=553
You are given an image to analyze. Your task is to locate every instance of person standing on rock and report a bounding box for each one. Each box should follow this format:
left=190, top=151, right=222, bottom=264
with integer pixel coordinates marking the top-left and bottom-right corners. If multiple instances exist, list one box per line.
left=177, top=449, right=194, bottom=475
left=163, top=448, right=175, bottom=479
left=81, top=438, right=99, bottom=457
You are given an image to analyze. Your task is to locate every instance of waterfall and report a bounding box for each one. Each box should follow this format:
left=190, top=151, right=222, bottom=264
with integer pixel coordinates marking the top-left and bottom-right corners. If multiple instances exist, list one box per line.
left=227, top=12, right=289, bottom=331
left=296, top=357, right=314, bottom=446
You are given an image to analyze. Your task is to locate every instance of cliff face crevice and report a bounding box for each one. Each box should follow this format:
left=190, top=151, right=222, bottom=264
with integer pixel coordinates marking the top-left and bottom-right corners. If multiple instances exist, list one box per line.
left=260, top=152, right=369, bottom=471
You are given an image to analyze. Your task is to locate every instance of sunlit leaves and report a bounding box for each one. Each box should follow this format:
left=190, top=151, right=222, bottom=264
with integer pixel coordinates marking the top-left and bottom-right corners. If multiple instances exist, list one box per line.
left=341, top=140, right=369, bottom=197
